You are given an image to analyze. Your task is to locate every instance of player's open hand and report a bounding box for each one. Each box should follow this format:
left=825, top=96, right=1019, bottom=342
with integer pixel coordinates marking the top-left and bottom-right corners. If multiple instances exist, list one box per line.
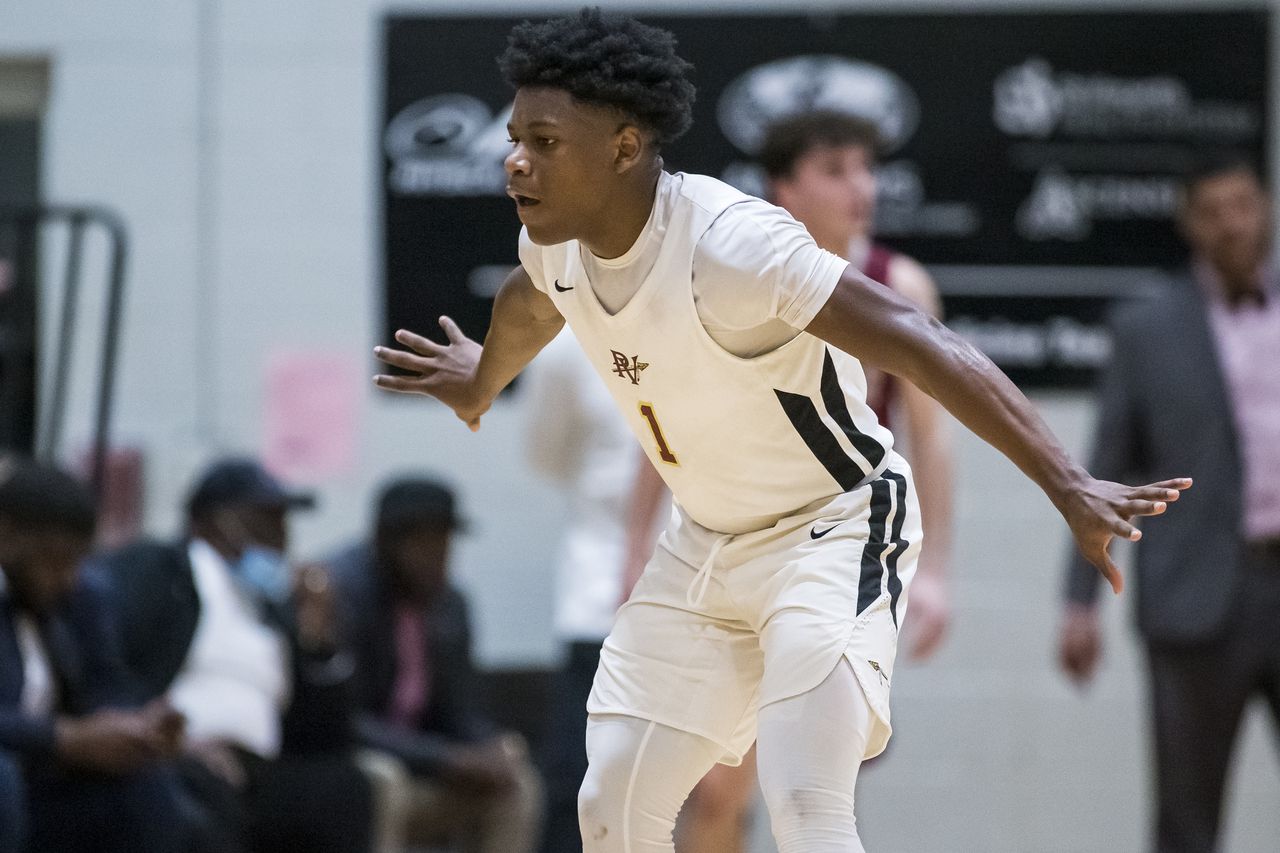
left=1062, top=476, right=1192, bottom=595
left=373, top=316, right=489, bottom=431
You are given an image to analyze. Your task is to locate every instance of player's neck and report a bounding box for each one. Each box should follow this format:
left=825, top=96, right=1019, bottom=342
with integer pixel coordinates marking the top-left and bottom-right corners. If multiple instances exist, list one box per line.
left=580, top=169, right=662, bottom=260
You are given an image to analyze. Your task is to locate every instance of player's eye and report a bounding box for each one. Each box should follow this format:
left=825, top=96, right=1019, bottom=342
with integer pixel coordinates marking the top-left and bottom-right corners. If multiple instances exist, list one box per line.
left=537, top=137, right=557, bottom=148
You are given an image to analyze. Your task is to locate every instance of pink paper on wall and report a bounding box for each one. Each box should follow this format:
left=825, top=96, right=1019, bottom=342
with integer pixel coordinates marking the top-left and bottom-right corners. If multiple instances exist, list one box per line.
left=263, top=351, right=361, bottom=483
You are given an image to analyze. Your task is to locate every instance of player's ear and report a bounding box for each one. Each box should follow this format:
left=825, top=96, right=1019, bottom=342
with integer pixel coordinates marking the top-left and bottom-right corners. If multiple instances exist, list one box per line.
left=613, top=124, right=646, bottom=174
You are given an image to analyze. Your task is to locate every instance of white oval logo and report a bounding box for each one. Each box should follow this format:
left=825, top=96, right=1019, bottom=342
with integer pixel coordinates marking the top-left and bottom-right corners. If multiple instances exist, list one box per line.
left=717, top=56, right=920, bottom=155
left=384, top=94, right=495, bottom=160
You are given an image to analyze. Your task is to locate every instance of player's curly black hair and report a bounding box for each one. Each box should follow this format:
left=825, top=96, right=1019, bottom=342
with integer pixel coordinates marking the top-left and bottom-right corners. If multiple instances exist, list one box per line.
left=497, top=7, right=696, bottom=147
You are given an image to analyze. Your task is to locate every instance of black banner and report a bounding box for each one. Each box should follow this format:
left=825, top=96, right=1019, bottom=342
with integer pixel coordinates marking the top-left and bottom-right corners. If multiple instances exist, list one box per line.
left=382, top=11, right=1267, bottom=386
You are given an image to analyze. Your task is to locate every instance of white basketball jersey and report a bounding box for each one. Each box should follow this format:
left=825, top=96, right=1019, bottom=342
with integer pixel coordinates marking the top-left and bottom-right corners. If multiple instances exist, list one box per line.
left=531, top=174, right=895, bottom=535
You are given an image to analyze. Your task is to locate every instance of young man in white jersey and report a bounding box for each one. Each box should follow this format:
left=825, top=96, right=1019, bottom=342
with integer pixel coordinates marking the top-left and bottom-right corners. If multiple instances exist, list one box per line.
left=373, top=10, right=1190, bottom=852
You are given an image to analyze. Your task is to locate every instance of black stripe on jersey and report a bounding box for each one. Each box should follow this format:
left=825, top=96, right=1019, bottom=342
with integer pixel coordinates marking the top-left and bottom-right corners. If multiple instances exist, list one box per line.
left=882, top=469, right=911, bottom=628
left=821, top=349, right=886, bottom=471
left=774, top=390, right=867, bottom=490
left=858, top=477, right=893, bottom=615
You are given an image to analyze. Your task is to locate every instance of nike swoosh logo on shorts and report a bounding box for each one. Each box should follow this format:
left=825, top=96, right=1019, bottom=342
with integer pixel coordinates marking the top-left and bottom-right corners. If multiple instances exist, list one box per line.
left=810, top=522, right=842, bottom=539
left=554, top=279, right=573, bottom=292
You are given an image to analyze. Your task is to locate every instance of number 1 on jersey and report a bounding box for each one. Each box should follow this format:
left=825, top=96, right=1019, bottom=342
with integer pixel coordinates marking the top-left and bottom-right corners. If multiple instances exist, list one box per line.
left=639, top=402, right=679, bottom=465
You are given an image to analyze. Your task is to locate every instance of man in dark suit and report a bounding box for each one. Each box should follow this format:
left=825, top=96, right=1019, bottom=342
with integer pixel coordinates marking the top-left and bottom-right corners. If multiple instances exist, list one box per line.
left=328, top=476, right=543, bottom=853
left=0, top=456, right=187, bottom=853
left=1060, top=154, right=1280, bottom=852
left=93, top=457, right=372, bottom=853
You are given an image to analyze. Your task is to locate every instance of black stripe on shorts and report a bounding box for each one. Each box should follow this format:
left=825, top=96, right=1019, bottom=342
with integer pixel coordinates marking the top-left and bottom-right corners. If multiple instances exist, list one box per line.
left=858, top=477, right=894, bottom=616
left=882, top=469, right=911, bottom=627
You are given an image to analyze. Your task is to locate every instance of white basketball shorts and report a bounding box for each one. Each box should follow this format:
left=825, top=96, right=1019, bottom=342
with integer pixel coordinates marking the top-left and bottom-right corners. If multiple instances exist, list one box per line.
left=588, top=457, right=922, bottom=765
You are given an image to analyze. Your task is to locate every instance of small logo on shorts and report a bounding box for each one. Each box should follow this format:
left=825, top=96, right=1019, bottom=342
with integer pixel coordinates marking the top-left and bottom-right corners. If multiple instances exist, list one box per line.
left=554, top=279, right=574, bottom=292
left=810, top=522, right=842, bottom=539
left=869, top=660, right=889, bottom=686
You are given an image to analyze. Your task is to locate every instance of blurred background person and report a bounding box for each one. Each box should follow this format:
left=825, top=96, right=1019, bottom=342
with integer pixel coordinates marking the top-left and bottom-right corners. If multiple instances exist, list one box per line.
left=1060, top=153, right=1280, bottom=853
left=525, top=330, right=668, bottom=853
left=0, top=456, right=187, bottom=853
left=93, top=457, right=373, bottom=853
left=328, top=475, right=543, bottom=853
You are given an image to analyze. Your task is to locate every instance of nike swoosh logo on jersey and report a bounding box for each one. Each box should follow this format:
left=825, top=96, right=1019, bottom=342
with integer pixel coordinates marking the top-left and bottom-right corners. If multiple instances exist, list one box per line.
left=810, top=522, right=843, bottom=539
left=554, top=279, right=574, bottom=292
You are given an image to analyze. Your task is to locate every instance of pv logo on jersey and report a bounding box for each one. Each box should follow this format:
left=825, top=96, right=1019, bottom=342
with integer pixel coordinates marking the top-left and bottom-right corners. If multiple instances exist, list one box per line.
left=610, top=350, right=649, bottom=385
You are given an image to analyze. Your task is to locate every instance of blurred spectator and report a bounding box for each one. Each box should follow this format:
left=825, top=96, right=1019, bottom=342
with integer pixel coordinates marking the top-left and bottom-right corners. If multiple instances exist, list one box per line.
left=93, top=457, right=372, bottom=853
left=0, top=455, right=187, bottom=853
left=1060, top=154, right=1280, bottom=852
left=328, top=476, right=543, bottom=853
left=525, top=330, right=667, bottom=853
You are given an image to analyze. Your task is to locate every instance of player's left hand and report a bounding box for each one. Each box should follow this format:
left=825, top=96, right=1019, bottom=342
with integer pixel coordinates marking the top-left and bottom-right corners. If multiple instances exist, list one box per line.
left=903, top=571, right=950, bottom=661
left=1060, top=476, right=1192, bottom=595
left=373, top=317, right=490, bottom=431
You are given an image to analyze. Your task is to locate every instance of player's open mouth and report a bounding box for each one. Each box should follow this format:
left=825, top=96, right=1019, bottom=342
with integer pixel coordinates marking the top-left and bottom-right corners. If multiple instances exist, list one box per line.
left=507, top=189, right=541, bottom=208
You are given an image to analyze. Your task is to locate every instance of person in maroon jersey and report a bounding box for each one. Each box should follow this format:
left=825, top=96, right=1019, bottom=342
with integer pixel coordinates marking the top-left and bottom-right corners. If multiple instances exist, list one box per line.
left=669, top=109, right=959, bottom=853
left=761, top=110, right=954, bottom=663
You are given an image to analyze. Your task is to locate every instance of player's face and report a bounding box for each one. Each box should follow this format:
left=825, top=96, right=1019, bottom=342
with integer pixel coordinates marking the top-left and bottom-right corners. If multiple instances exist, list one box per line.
left=505, top=86, right=631, bottom=246
left=772, top=143, right=877, bottom=249
left=1180, top=169, right=1271, bottom=292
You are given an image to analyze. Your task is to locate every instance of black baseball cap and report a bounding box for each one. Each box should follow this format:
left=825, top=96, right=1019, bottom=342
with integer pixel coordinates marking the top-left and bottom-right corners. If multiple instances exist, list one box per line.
left=376, top=477, right=467, bottom=533
left=186, top=458, right=315, bottom=519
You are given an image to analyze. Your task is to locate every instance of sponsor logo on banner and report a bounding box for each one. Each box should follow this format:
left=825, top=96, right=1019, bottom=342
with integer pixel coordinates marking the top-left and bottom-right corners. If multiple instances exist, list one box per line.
left=717, top=55, right=920, bottom=155
left=384, top=94, right=513, bottom=196
left=995, top=57, right=1259, bottom=140
left=717, top=55, right=978, bottom=239
left=1017, top=169, right=1179, bottom=241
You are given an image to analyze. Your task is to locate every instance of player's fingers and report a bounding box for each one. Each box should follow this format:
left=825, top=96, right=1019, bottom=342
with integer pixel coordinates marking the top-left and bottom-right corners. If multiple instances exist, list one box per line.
left=393, top=328, right=446, bottom=355
left=373, top=346, right=435, bottom=374
left=1121, top=499, right=1166, bottom=518
left=1128, top=484, right=1183, bottom=502
left=1090, top=544, right=1125, bottom=595
left=1145, top=478, right=1193, bottom=492
left=465, top=415, right=482, bottom=432
left=1108, top=517, right=1141, bottom=541
left=372, top=374, right=427, bottom=394
left=439, top=315, right=467, bottom=344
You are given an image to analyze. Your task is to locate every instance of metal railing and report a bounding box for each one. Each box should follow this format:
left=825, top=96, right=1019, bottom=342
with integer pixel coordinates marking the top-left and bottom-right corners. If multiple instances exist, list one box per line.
left=0, top=204, right=128, bottom=498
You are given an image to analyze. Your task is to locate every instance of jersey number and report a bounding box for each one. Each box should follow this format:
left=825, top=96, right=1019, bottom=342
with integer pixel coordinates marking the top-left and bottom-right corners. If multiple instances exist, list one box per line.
left=639, top=403, right=678, bottom=465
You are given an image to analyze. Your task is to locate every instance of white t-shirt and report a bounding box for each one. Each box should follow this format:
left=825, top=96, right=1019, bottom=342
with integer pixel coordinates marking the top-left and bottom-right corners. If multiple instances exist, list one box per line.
left=520, top=170, right=845, bottom=358
left=167, top=540, right=290, bottom=759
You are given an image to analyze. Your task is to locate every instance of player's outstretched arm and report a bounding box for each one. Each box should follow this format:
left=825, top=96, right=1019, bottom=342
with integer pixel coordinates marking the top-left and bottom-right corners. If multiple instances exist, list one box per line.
left=805, top=267, right=1190, bottom=594
left=373, top=265, right=564, bottom=431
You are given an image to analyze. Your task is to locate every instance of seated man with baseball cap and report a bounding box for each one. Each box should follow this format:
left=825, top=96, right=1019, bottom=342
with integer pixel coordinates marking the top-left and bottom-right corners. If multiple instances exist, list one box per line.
left=328, top=476, right=544, bottom=853
left=92, top=457, right=373, bottom=853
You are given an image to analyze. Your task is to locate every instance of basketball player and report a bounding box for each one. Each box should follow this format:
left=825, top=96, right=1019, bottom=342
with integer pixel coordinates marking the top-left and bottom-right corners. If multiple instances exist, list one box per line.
left=373, top=10, right=1189, bottom=852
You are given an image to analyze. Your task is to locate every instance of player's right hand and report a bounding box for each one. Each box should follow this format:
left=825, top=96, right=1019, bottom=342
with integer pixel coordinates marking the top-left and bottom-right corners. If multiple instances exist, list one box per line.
left=373, top=316, right=490, bottom=431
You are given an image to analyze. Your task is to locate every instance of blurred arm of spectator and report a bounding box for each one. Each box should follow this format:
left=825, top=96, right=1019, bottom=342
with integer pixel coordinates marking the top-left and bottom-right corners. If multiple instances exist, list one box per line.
left=524, top=331, right=587, bottom=486
left=619, top=454, right=669, bottom=604
left=1059, top=306, right=1147, bottom=684
left=889, top=256, right=956, bottom=662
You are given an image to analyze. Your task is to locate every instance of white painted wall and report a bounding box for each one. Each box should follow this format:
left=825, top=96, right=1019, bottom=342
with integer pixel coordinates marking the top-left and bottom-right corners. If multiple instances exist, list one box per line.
left=2, top=2, right=1277, bottom=849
